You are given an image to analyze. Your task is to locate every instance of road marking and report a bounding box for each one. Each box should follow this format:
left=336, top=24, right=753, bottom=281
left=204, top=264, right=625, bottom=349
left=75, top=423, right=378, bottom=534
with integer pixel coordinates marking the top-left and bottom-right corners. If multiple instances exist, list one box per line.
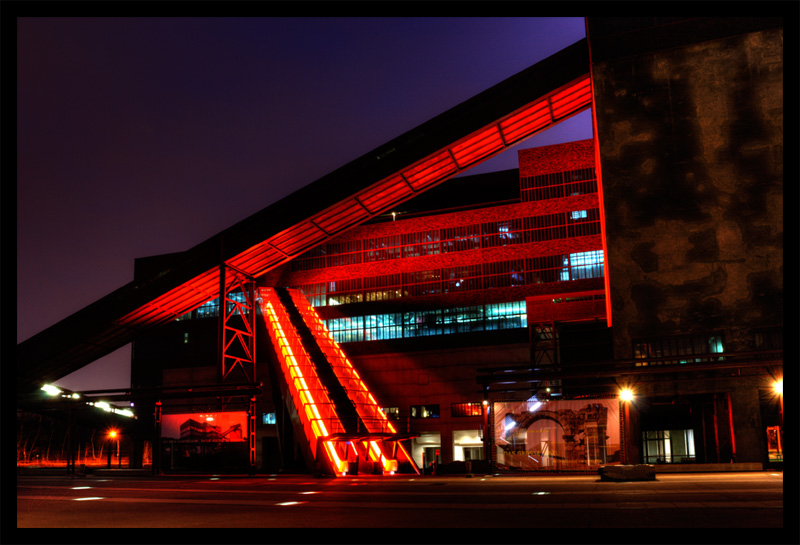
left=17, top=495, right=782, bottom=510
left=16, top=485, right=781, bottom=497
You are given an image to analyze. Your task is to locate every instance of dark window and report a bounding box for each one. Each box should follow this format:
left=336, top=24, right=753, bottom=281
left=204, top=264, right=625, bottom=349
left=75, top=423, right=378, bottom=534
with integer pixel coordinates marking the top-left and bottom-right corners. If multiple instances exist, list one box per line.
left=754, top=326, right=783, bottom=351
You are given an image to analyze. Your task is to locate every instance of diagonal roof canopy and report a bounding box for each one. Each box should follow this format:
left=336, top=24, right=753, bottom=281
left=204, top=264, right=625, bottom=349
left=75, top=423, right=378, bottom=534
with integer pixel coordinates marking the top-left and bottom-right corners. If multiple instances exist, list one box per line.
left=17, top=38, right=591, bottom=392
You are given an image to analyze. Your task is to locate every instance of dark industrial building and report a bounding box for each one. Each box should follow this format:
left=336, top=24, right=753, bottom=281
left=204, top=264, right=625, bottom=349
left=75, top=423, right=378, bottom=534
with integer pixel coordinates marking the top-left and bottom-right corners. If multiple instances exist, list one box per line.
left=18, top=18, right=783, bottom=475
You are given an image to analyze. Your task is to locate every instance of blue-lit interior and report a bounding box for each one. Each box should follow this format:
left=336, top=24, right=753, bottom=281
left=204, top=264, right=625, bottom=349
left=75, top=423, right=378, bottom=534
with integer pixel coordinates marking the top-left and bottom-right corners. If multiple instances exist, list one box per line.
left=325, top=301, right=528, bottom=343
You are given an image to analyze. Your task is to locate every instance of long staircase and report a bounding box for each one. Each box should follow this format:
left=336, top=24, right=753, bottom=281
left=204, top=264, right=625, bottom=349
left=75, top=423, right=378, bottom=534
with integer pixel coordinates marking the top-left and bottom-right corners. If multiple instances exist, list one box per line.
left=258, top=287, right=419, bottom=476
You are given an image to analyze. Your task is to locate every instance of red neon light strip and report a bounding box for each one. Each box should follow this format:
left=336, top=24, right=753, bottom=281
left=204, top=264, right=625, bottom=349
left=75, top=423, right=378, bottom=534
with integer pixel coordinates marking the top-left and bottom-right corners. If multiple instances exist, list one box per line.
left=227, top=241, right=285, bottom=277
left=311, top=198, right=370, bottom=234
left=259, top=288, right=346, bottom=475
left=450, top=126, right=505, bottom=169
left=550, top=78, right=592, bottom=118
left=270, top=221, right=327, bottom=256
left=287, top=289, right=408, bottom=473
left=499, top=101, right=551, bottom=144
left=402, top=150, right=458, bottom=191
left=120, top=269, right=220, bottom=326
left=356, top=175, right=414, bottom=214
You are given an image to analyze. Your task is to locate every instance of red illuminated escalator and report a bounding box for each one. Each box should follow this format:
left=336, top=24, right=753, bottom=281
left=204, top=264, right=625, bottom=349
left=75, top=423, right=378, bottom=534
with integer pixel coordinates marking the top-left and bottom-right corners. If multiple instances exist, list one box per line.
left=258, top=287, right=419, bottom=476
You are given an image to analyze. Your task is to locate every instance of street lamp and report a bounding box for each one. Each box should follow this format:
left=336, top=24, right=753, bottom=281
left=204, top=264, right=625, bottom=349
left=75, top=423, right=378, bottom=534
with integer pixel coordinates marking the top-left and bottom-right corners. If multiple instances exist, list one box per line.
left=619, top=388, right=635, bottom=464
left=619, top=388, right=635, bottom=403
left=107, top=430, right=120, bottom=468
left=773, top=378, right=783, bottom=457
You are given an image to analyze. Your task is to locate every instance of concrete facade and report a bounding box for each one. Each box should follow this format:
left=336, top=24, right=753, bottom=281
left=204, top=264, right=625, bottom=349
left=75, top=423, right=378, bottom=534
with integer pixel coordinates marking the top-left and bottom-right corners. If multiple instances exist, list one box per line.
left=591, top=24, right=783, bottom=358
left=589, top=19, right=783, bottom=465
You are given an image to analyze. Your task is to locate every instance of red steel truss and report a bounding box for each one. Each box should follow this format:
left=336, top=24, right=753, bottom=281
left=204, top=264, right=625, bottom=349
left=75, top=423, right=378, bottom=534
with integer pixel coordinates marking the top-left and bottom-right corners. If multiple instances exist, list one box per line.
left=259, top=287, right=419, bottom=476
left=218, top=265, right=257, bottom=384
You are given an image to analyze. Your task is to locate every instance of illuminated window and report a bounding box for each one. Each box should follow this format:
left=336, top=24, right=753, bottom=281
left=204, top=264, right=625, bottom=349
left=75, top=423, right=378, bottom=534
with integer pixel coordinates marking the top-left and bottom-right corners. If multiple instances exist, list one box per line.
left=299, top=283, right=327, bottom=307
left=262, top=412, right=276, bottom=425
left=633, top=333, right=725, bottom=366
left=561, top=250, right=604, bottom=281
left=382, top=407, right=400, bottom=420
left=642, top=429, right=695, bottom=464
left=364, top=313, right=403, bottom=341
left=325, top=301, right=526, bottom=343
left=571, top=210, right=588, bottom=220
left=451, top=402, right=483, bottom=417
left=364, top=274, right=403, bottom=302
left=189, top=298, right=219, bottom=319
left=289, top=206, right=600, bottom=273
left=410, top=405, right=440, bottom=418
left=365, top=234, right=402, bottom=262
left=442, top=265, right=483, bottom=293
left=402, top=230, right=440, bottom=258
left=441, top=224, right=481, bottom=253
left=327, top=316, right=364, bottom=343
left=327, top=278, right=362, bottom=305
left=485, top=300, right=527, bottom=330
left=442, top=306, right=484, bottom=334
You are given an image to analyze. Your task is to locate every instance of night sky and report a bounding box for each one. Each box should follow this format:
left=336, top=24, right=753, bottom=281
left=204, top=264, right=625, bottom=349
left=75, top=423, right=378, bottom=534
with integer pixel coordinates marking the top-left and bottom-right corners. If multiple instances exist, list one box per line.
left=17, top=17, right=592, bottom=391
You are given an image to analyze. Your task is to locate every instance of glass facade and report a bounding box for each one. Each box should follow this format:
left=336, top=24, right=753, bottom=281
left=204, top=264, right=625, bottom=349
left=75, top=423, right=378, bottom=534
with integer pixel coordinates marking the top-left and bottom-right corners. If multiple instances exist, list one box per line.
left=325, top=301, right=528, bottom=344
left=295, top=251, right=604, bottom=309
left=175, top=291, right=250, bottom=321
left=633, top=332, right=725, bottom=366
left=291, top=207, right=601, bottom=272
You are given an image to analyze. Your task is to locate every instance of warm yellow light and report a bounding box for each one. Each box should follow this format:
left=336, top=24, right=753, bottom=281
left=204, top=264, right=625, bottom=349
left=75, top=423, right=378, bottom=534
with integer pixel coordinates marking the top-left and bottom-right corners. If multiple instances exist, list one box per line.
left=108, top=430, right=118, bottom=438
left=773, top=379, right=783, bottom=396
left=619, top=388, right=635, bottom=402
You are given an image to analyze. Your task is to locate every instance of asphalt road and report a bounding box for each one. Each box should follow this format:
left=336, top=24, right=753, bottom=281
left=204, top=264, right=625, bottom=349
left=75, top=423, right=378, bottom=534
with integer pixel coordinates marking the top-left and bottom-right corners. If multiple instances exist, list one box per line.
left=16, top=471, right=787, bottom=532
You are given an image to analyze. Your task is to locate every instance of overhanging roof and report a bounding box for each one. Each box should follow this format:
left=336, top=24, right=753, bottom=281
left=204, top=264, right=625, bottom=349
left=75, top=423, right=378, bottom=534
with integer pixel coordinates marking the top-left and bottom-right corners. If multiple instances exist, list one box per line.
left=17, top=38, right=591, bottom=392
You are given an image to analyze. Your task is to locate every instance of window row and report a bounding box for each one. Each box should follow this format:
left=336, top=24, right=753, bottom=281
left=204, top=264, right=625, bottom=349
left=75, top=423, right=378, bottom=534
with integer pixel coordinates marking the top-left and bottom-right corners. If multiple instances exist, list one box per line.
left=633, top=332, right=725, bottom=366
left=296, top=251, right=604, bottom=307
left=382, top=403, right=484, bottom=420
left=292, top=208, right=601, bottom=271
left=520, top=167, right=597, bottom=203
left=175, top=291, right=250, bottom=321
left=324, top=301, right=528, bottom=343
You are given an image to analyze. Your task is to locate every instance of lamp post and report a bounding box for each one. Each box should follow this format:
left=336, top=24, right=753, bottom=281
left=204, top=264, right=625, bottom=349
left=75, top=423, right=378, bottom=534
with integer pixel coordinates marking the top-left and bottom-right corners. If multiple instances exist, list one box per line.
left=619, top=388, right=634, bottom=464
left=482, top=399, right=490, bottom=471
left=107, top=430, right=119, bottom=468
left=774, top=379, right=783, bottom=459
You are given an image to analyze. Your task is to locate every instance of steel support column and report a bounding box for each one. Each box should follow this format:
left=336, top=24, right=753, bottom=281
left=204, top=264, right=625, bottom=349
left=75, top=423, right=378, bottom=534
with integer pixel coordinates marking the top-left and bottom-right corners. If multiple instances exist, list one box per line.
left=249, top=395, right=257, bottom=475
left=218, top=264, right=257, bottom=385
left=153, top=400, right=162, bottom=476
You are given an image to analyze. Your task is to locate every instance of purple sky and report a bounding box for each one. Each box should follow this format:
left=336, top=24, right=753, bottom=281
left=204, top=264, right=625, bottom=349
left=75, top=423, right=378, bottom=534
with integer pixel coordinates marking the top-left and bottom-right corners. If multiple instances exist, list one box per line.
left=17, top=17, right=592, bottom=391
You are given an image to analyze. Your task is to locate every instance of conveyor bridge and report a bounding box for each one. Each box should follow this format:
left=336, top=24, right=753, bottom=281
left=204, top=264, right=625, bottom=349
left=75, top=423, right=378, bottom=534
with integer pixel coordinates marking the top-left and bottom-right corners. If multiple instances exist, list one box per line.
left=259, top=287, right=418, bottom=476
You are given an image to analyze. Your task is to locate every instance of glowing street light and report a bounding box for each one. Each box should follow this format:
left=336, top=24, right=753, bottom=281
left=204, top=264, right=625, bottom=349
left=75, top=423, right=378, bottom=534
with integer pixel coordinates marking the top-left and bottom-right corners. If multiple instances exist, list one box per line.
left=41, top=384, right=62, bottom=396
left=773, top=379, right=783, bottom=396
left=107, top=430, right=121, bottom=468
left=619, top=388, right=635, bottom=403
